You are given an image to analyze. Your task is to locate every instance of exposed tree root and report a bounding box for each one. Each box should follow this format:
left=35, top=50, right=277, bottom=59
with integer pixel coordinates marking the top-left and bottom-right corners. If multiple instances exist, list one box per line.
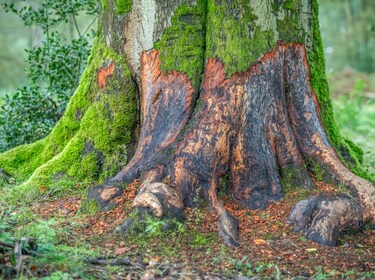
left=89, top=43, right=374, bottom=247
left=287, top=194, right=363, bottom=246
left=0, top=169, right=13, bottom=185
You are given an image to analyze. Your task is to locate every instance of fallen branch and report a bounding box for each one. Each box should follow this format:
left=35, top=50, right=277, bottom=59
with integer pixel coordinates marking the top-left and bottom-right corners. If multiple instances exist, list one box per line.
left=85, top=257, right=144, bottom=269
left=85, top=257, right=131, bottom=266
left=0, top=240, right=39, bottom=256
left=0, top=169, right=14, bottom=184
left=15, top=240, right=23, bottom=279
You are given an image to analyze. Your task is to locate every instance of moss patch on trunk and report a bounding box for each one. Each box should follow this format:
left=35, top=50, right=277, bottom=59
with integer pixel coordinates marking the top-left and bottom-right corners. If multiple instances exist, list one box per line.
left=307, top=0, right=372, bottom=180
left=0, top=36, right=138, bottom=189
left=153, top=0, right=206, bottom=89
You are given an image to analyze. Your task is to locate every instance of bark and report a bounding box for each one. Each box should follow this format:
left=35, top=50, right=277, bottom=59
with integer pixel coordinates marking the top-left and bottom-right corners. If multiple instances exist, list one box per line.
left=1, top=0, right=374, bottom=247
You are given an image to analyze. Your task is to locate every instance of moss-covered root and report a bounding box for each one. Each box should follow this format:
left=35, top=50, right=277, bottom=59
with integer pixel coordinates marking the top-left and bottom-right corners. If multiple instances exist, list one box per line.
left=0, top=38, right=138, bottom=192
left=307, top=0, right=371, bottom=180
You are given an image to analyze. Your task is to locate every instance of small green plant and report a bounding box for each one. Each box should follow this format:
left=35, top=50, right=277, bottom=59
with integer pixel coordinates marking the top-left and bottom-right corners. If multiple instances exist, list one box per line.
left=144, top=217, right=166, bottom=238
left=309, top=160, right=325, bottom=181
left=218, top=173, right=231, bottom=197
left=193, top=208, right=204, bottom=225
left=0, top=0, right=97, bottom=152
left=333, top=79, right=375, bottom=175
left=193, top=186, right=201, bottom=206
left=311, top=266, right=336, bottom=280
left=0, top=220, right=12, bottom=243
left=18, top=219, right=57, bottom=246
left=173, top=221, right=186, bottom=241
left=79, top=198, right=100, bottom=215
left=193, top=232, right=210, bottom=245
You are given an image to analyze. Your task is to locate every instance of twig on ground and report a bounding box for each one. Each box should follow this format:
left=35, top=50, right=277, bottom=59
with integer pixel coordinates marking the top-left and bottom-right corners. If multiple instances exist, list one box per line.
left=85, top=257, right=130, bottom=266
left=14, top=239, right=23, bottom=279
left=0, top=240, right=39, bottom=256
left=85, top=257, right=145, bottom=270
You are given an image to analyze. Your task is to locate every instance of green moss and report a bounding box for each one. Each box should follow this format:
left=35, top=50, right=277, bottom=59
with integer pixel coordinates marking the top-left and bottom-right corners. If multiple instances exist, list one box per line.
left=343, top=137, right=364, bottom=163
left=276, top=1, right=306, bottom=44
left=206, top=0, right=275, bottom=77
left=154, top=1, right=206, bottom=88
left=282, top=0, right=299, bottom=11
left=100, top=0, right=108, bottom=11
left=0, top=36, right=138, bottom=191
left=0, top=39, right=99, bottom=181
left=307, top=0, right=373, bottom=180
left=280, top=166, right=309, bottom=192
left=22, top=40, right=137, bottom=188
left=79, top=198, right=101, bottom=215
left=305, top=158, right=325, bottom=181
left=116, top=0, right=132, bottom=15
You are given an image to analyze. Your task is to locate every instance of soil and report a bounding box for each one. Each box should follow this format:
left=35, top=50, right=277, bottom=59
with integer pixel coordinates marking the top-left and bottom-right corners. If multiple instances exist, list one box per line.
left=1, top=179, right=374, bottom=279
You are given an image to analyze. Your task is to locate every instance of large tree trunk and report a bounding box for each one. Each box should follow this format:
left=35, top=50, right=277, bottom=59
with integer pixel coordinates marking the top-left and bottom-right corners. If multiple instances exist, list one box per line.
left=1, top=0, right=374, bottom=247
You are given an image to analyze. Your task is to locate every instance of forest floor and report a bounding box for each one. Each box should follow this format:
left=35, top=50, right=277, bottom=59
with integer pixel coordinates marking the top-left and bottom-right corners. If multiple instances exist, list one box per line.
left=0, top=178, right=374, bottom=279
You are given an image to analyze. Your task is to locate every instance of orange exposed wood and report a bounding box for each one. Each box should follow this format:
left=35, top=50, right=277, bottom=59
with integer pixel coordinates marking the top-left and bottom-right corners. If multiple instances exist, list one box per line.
left=97, top=61, right=115, bottom=89
left=95, top=43, right=374, bottom=247
left=111, top=50, right=195, bottom=183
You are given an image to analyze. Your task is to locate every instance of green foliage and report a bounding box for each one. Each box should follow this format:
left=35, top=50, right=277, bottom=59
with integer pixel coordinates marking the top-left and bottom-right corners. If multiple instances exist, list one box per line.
left=0, top=0, right=97, bottom=152
left=211, top=256, right=280, bottom=279
left=0, top=220, right=12, bottom=243
left=18, top=219, right=57, bottom=246
left=333, top=79, right=375, bottom=173
left=319, top=0, right=375, bottom=73
left=144, top=218, right=166, bottom=238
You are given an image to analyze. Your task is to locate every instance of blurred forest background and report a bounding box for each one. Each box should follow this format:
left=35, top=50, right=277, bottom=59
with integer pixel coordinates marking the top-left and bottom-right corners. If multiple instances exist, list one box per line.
left=0, top=0, right=374, bottom=173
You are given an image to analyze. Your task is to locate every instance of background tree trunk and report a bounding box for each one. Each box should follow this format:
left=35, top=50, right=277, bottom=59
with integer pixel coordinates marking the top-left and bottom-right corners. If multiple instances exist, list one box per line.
left=1, top=0, right=374, bottom=246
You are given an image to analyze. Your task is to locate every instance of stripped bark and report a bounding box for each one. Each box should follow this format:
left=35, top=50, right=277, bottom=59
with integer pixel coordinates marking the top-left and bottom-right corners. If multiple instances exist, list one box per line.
left=89, top=42, right=374, bottom=246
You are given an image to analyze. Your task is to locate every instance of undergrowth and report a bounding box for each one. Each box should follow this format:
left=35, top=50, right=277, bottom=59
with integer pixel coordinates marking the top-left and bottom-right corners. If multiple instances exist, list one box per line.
left=1, top=184, right=374, bottom=279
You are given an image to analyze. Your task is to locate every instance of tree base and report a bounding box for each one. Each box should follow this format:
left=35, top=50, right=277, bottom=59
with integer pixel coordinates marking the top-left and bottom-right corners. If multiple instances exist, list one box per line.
left=89, top=43, right=375, bottom=247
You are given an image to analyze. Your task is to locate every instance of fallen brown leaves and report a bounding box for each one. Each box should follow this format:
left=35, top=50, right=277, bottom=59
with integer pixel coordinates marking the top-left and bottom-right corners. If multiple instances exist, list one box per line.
left=29, top=179, right=374, bottom=279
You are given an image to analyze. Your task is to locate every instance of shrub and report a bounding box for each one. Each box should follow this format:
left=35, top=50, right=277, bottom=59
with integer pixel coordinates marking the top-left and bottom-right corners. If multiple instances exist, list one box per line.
left=0, top=0, right=97, bottom=152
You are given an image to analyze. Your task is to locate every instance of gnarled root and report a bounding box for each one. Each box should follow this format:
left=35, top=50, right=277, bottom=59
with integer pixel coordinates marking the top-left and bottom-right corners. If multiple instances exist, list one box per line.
left=287, top=171, right=374, bottom=246
left=88, top=43, right=374, bottom=247
left=87, top=182, right=125, bottom=211
left=118, top=180, right=185, bottom=239
left=287, top=193, right=364, bottom=246
left=218, top=210, right=240, bottom=247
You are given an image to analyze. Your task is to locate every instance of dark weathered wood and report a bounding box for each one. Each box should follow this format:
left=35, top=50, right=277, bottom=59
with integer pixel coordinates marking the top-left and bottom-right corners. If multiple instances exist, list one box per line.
left=111, top=51, right=195, bottom=184
left=82, top=0, right=374, bottom=247
left=287, top=193, right=363, bottom=246
left=115, top=43, right=374, bottom=247
left=169, top=44, right=315, bottom=212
